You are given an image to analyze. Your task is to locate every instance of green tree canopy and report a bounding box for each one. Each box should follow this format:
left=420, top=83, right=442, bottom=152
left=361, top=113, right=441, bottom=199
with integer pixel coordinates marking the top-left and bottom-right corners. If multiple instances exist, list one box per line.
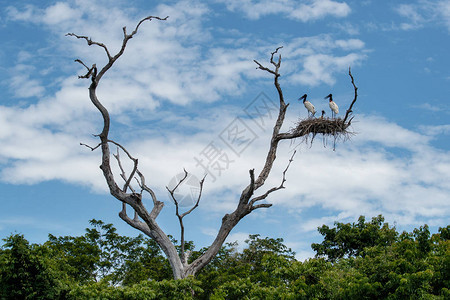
left=311, top=215, right=398, bottom=261
left=0, top=234, right=65, bottom=299
left=1, top=216, right=448, bottom=299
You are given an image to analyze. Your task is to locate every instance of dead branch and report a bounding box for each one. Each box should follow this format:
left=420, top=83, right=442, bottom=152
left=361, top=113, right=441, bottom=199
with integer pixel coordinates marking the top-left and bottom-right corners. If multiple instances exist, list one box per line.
left=167, top=170, right=206, bottom=265
left=343, top=67, right=358, bottom=124
left=167, top=169, right=189, bottom=207
left=180, top=175, right=206, bottom=218
left=136, top=170, right=158, bottom=205
left=80, top=142, right=101, bottom=151
left=252, top=46, right=288, bottom=190
left=108, top=140, right=138, bottom=193
left=249, top=150, right=296, bottom=210
left=270, top=46, right=283, bottom=66
left=68, top=15, right=168, bottom=85
left=66, top=33, right=113, bottom=59
left=253, top=47, right=282, bottom=75
left=132, top=16, right=168, bottom=35
left=113, top=147, right=136, bottom=193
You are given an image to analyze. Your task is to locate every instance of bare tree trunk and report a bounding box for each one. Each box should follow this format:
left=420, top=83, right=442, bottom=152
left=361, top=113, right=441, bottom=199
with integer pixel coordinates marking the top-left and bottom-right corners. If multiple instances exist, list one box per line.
left=69, top=17, right=357, bottom=279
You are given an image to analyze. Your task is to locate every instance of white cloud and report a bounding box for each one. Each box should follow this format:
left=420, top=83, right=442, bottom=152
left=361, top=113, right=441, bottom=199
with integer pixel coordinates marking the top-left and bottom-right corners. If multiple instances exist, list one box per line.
left=266, top=35, right=367, bottom=86
left=217, top=0, right=351, bottom=21
left=42, top=2, right=82, bottom=25
left=335, top=39, right=365, bottom=50
left=395, top=0, right=450, bottom=32
left=397, top=4, right=424, bottom=27
left=290, top=0, right=351, bottom=21
left=290, top=52, right=364, bottom=86
left=5, top=5, right=35, bottom=22
left=9, top=64, right=45, bottom=98
left=333, top=22, right=360, bottom=35
left=298, top=212, right=353, bottom=232
left=439, top=0, right=450, bottom=30
left=420, top=124, right=450, bottom=136
left=412, top=102, right=446, bottom=113
left=226, top=232, right=251, bottom=251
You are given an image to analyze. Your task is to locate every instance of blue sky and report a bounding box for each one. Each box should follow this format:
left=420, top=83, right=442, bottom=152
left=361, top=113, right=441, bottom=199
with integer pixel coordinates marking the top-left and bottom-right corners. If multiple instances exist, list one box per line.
left=0, top=0, right=449, bottom=260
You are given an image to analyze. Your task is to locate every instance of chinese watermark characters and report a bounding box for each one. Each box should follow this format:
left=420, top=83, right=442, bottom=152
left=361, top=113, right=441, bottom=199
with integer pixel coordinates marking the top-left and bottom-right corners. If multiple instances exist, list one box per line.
left=194, top=92, right=277, bottom=182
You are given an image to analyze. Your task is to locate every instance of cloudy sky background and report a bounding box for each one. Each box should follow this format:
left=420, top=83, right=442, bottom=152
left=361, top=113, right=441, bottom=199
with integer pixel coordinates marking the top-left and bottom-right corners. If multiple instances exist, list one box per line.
left=1, top=0, right=449, bottom=259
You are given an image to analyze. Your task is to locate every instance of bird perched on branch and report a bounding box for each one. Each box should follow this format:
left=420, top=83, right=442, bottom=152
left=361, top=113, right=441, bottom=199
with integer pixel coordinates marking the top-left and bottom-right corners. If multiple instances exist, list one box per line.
left=325, top=94, right=339, bottom=118
left=321, top=110, right=326, bottom=119
left=299, top=94, right=315, bottom=117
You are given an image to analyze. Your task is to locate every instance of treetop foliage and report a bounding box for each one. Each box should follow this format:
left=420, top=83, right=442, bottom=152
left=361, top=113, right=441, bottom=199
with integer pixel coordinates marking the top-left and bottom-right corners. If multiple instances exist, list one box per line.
left=1, top=216, right=448, bottom=299
left=311, top=215, right=398, bottom=261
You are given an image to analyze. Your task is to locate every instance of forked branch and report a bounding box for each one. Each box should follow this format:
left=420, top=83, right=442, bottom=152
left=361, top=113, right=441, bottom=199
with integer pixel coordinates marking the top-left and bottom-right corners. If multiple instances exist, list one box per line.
left=68, top=15, right=168, bottom=84
left=249, top=150, right=297, bottom=210
left=113, top=147, right=136, bottom=193
left=342, top=67, right=358, bottom=124
left=167, top=171, right=206, bottom=265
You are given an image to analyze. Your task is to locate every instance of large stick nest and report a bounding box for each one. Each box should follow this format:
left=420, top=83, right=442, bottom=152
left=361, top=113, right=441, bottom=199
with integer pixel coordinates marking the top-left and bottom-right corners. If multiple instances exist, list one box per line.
left=292, top=117, right=350, bottom=136
left=290, top=117, right=354, bottom=148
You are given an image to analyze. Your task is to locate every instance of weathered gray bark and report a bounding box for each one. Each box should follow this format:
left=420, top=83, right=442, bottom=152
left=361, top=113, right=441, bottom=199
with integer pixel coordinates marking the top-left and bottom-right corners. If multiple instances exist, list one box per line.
left=69, top=17, right=357, bottom=279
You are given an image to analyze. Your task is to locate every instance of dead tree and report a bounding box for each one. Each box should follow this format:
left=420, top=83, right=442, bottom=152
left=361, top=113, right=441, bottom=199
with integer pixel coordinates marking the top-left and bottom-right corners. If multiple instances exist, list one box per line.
left=68, top=16, right=357, bottom=279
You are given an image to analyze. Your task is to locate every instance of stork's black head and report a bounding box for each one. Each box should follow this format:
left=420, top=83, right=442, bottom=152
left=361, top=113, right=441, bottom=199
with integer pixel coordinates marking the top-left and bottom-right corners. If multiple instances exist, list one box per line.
left=324, top=94, right=333, bottom=101
left=321, top=110, right=326, bottom=116
left=298, top=94, right=307, bottom=102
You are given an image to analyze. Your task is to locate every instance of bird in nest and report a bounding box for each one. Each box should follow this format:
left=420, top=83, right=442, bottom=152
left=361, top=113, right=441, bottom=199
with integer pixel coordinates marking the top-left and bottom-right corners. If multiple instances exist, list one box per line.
left=299, top=94, right=315, bottom=117
left=325, top=94, right=339, bottom=118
